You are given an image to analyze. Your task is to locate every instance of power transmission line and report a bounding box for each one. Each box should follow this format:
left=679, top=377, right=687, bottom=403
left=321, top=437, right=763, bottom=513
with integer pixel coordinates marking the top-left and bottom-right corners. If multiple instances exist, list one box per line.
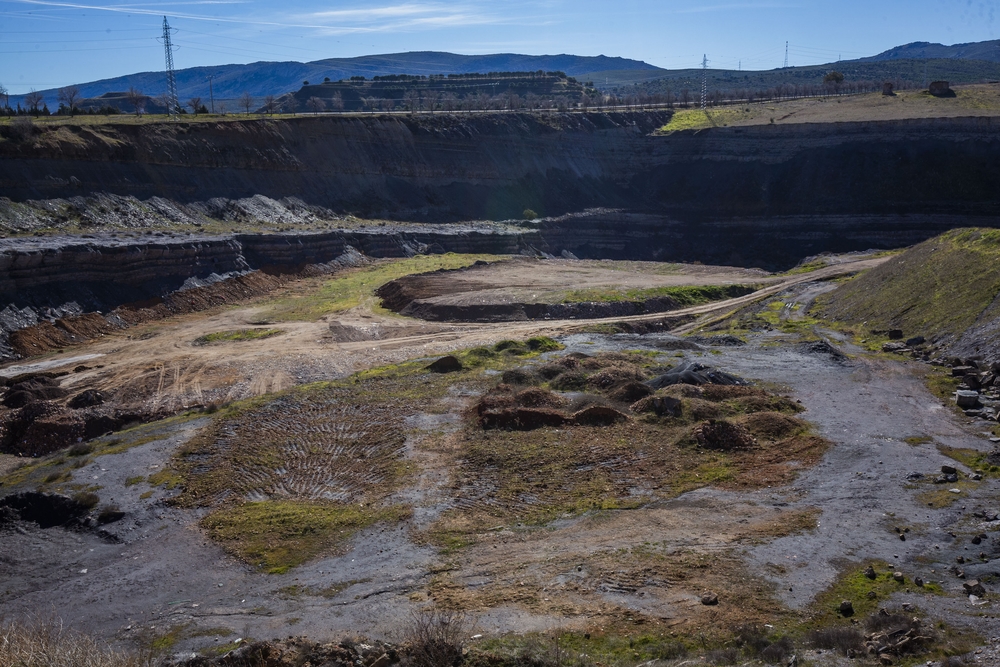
left=701, top=54, right=708, bottom=110
left=161, top=16, right=179, bottom=115
left=783, top=41, right=789, bottom=68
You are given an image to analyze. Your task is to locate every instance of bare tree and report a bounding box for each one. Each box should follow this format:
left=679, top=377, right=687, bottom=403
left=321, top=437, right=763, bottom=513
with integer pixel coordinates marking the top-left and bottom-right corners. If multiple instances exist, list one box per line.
left=364, top=96, right=376, bottom=114
left=403, top=90, right=420, bottom=113
left=680, top=88, right=691, bottom=108
left=187, top=96, right=203, bottom=114
left=125, top=87, right=145, bottom=116
left=24, top=89, right=44, bottom=115
left=57, top=85, right=81, bottom=115
left=262, top=94, right=278, bottom=115
left=238, top=91, right=254, bottom=115
left=0, top=83, right=8, bottom=112
left=306, top=96, right=326, bottom=114
left=329, top=92, right=344, bottom=112
left=283, top=97, right=299, bottom=115
left=154, top=93, right=172, bottom=114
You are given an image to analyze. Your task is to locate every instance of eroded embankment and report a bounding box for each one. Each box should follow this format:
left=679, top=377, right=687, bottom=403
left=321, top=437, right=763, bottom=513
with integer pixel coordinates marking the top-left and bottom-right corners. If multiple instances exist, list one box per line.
left=3, top=113, right=1000, bottom=223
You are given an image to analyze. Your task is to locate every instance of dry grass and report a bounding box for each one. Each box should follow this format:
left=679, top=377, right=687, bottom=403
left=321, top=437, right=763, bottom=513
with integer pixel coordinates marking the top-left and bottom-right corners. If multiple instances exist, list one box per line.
left=0, top=617, right=153, bottom=667
left=430, top=352, right=827, bottom=545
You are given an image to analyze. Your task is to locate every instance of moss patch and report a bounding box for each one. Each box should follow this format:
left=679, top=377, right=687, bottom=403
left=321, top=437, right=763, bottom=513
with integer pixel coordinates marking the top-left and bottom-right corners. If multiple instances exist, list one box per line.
left=262, top=253, right=506, bottom=321
left=819, top=228, right=1000, bottom=344
left=201, top=500, right=409, bottom=573
left=194, top=328, right=283, bottom=345
left=560, top=283, right=756, bottom=305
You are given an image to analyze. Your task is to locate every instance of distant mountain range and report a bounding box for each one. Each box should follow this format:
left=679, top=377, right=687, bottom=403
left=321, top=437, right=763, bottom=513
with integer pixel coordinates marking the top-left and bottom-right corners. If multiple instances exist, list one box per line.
left=12, top=40, right=1000, bottom=108
left=17, top=52, right=659, bottom=107
left=864, top=39, right=1000, bottom=63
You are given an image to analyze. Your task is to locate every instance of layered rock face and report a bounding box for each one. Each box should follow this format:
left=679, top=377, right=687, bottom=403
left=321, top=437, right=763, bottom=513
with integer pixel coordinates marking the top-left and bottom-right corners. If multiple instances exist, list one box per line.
left=4, top=113, right=999, bottom=222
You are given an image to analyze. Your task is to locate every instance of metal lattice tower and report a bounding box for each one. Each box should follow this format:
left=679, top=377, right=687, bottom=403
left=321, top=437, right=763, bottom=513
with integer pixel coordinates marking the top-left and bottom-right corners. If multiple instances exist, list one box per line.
left=162, top=17, right=179, bottom=115
left=783, top=41, right=789, bottom=68
left=700, top=54, right=708, bottom=110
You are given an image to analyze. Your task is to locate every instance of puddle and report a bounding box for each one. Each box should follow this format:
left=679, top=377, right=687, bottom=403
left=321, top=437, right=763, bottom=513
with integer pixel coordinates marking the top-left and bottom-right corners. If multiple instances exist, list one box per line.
left=0, top=353, right=104, bottom=377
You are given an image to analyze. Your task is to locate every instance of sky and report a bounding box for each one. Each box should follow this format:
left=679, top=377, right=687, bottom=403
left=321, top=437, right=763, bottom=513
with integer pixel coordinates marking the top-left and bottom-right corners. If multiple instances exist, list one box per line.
left=0, top=0, right=997, bottom=94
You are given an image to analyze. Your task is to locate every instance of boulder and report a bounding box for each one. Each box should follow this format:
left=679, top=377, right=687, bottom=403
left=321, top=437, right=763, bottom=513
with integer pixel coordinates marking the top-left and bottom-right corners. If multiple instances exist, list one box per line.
left=955, top=390, right=980, bottom=408
left=905, top=336, right=925, bottom=346
left=839, top=600, right=854, bottom=616
left=941, top=465, right=957, bottom=475
left=963, top=580, right=986, bottom=596
left=887, top=329, right=904, bottom=340
left=864, top=565, right=877, bottom=580
left=701, top=592, right=719, bottom=605
left=929, top=81, right=955, bottom=97
left=882, top=342, right=907, bottom=353
left=964, top=374, right=981, bottom=391
left=68, top=389, right=106, bottom=409
left=952, top=365, right=977, bottom=377
left=426, top=355, right=463, bottom=373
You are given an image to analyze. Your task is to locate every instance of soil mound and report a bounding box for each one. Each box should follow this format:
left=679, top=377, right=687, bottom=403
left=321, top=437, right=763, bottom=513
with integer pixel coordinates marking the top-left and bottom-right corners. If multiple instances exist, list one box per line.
left=514, top=387, right=565, bottom=408
left=608, top=380, right=654, bottom=403
left=426, top=355, right=464, bottom=373
left=480, top=407, right=568, bottom=430
left=572, top=404, right=629, bottom=426
left=693, top=420, right=757, bottom=450
left=739, top=411, right=806, bottom=439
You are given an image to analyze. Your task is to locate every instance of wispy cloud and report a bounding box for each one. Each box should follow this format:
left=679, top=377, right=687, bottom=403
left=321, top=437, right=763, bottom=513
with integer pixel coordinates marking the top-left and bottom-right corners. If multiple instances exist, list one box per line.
left=668, top=3, right=800, bottom=13
left=295, top=2, right=525, bottom=35
left=10, top=0, right=529, bottom=33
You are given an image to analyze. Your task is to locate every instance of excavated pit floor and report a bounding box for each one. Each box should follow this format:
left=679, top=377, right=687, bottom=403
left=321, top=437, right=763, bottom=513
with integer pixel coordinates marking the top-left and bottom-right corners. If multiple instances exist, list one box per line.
left=1, top=254, right=998, bottom=663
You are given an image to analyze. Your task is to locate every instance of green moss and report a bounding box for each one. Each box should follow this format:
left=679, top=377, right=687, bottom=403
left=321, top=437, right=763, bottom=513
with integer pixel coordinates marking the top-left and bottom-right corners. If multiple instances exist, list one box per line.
left=139, top=490, right=154, bottom=500
left=938, top=445, right=1000, bottom=477
left=124, top=476, right=145, bottom=487
left=200, top=500, right=409, bottom=573
left=148, top=470, right=184, bottom=489
left=807, top=563, right=943, bottom=630
left=559, top=283, right=756, bottom=306
left=822, top=228, right=1000, bottom=344
left=904, top=435, right=934, bottom=446
left=194, top=328, right=283, bottom=345
left=262, top=253, right=507, bottom=321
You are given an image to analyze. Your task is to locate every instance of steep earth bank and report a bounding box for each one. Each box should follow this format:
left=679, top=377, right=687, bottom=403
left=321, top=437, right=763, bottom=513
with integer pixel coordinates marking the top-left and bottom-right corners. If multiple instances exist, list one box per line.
left=2, top=112, right=999, bottom=223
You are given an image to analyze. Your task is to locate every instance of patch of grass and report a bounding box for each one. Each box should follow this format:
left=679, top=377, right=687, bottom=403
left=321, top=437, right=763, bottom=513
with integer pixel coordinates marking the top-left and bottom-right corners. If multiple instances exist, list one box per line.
left=139, top=490, right=154, bottom=500
left=658, top=107, right=754, bottom=132
left=820, top=228, right=1000, bottom=345
left=807, top=563, right=943, bottom=630
left=904, top=435, right=934, bottom=446
left=937, top=443, right=1000, bottom=476
left=200, top=500, right=409, bottom=573
left=194, top=328, right=283, bottom=345
left=262, top=253, right=506, bottom=321
left=124, top=476, right=145, bottom=487
left=559, top=283, right=756, bottom=306
left=149, top=625, right=185, bottom=652
left=148, top=469, right=184, bottom=489
left=925, top=368, right=962, bottom=405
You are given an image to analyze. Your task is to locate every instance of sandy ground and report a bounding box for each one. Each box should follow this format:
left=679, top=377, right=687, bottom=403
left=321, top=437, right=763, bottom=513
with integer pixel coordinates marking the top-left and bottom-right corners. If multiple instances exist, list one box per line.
left=382, top=257, right=775, bottom=308
left=2, top=255, right=886, bottom=417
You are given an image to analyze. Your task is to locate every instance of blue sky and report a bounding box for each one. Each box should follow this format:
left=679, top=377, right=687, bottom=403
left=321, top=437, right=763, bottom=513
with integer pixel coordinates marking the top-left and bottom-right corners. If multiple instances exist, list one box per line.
left=0, top=0, right=996, bottom=93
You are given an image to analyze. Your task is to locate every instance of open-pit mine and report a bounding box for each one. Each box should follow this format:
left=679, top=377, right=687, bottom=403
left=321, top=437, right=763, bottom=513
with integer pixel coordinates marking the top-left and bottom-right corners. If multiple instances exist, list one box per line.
left=2, top=92, right=1000, bottom=667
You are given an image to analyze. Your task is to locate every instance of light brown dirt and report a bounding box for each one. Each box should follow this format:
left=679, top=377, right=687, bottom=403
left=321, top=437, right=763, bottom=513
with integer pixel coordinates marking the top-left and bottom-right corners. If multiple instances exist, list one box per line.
left=0, top=255, right=886, bottom=419
left=378, top=257, right=774, bottom=310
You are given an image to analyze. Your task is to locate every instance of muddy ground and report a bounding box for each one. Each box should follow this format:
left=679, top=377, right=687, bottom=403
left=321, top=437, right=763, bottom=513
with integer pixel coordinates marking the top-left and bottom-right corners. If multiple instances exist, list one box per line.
left=1, top=255, right=998, bottom=666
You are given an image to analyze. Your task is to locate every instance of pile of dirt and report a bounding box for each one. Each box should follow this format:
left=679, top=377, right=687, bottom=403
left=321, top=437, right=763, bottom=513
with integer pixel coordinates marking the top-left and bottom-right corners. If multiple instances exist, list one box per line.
left=9, top=313, right=119, bottom=358
left=1, top=375, right=68, bottom=408
left=693, top=419, right=758, bottom=450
